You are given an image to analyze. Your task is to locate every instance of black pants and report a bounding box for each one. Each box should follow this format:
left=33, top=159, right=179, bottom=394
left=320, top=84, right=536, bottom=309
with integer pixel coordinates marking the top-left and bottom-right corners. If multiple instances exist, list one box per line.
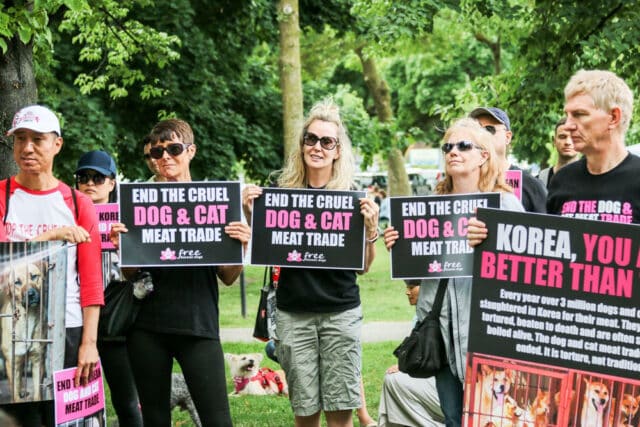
left=98, top=338, right=143, bottom=426
left=127, top=328, right=232, bottom=427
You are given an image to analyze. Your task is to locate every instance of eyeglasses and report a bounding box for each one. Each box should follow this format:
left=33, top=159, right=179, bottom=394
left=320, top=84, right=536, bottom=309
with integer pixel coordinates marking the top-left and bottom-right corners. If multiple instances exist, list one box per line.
left=76, top=172, right=108, bottom=185
left=303, top=132, right=339, bottom=150
left=483, top=125, right=505, bottom=135
left=441, top=140, right=483, bottom=154
left=149, top=143, right=191, bottom=159
left=143, top=153, right=151, bottom=160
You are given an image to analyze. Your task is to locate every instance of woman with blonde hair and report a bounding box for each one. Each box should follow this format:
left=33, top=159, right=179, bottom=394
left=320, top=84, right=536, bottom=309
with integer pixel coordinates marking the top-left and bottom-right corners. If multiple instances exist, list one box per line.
left=383, top=117, right=523, bottom=426
left=243, top=99, right=379, bottom=427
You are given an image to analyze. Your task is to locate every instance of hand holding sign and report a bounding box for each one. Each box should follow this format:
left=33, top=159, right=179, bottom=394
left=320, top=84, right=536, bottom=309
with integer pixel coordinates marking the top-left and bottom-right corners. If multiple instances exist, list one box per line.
left=467, top=217, right=488, bottom=247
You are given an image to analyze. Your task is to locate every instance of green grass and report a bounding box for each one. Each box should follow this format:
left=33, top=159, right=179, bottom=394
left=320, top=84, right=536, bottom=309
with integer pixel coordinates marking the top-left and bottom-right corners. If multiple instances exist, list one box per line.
left=104, top=341, right=398, bottom=426
left=105, top=239, right=411, bottom=425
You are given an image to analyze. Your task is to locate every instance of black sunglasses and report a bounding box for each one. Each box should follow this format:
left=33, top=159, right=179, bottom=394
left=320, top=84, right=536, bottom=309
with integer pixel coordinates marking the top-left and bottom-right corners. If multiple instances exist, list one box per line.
left=483, top=125, right=505, bottom=135
left=303, top=132, right=339, bottom=150
left=76, top=171, right=108, bottom=185
left=441, top=140, right=483, bottom=154
left=143, top=153, right=151, bottom=160
left=149, top=143, right=191, bottom=159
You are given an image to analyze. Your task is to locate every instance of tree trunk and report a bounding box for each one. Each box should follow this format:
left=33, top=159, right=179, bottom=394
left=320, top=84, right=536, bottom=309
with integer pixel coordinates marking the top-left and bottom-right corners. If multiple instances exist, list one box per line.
left=0, top=36, right=37, bottom=179
left=355, top=46, right=411, bottom=196
left=278, top=0, right=303, bottom=160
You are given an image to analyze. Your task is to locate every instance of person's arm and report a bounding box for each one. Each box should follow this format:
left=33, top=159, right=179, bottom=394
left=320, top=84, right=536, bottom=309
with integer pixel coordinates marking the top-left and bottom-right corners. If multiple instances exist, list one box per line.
left=75, top=305, right=100, bottom=387
left=74, top=196, right=103, bottom=386
left=359, top=197, right=379, bottom=274
left=32, top=225, right=91, bottom=243
left=217, top=221, right=251, bottom=285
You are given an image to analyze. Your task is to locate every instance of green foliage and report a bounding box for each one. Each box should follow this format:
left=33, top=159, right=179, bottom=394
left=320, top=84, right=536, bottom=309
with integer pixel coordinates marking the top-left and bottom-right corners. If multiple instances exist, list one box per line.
left=352, top=0, right=460, bottom=48
left=59, top=0, right=181, bottom=99
left=40, top=0, right=283, bottom=183
left=0, top=2, right=57, bottom=53
left=456, top=0, right=640, bottom=165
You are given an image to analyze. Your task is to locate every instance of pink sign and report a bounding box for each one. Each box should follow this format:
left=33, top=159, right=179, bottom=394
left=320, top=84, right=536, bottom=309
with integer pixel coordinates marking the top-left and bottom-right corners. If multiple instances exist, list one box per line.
left=95, top=203, right=119, bottom=251
left=53, top=361, right=106, bottom=425
left=505, top=169, right=522, bottom=202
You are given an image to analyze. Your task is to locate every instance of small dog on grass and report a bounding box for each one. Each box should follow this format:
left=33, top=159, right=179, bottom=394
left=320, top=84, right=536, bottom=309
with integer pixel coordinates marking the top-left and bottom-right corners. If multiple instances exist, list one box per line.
left=225, top=352, right=288, bottom=396
left=170, top=372, right=201, bottom=427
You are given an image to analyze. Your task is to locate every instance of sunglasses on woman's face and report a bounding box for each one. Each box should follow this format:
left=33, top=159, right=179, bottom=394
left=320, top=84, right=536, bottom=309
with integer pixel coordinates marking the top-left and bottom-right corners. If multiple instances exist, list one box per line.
left=149, top=143, right=191, bottom=159
left=303, top=132, right=339, bottom=150
left=441, top=140, right=483, bottom=154
left=76, top=171, right=108, bottom=185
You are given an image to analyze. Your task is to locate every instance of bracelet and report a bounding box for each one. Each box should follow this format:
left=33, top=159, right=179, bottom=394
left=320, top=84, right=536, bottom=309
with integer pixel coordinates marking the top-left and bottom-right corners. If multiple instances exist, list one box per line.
left=366, top=229, right=379, bottom=244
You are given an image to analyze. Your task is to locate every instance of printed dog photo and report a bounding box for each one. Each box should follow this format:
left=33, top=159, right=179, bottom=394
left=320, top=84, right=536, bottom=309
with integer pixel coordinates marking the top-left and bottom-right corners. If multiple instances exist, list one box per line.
left=470, top=364, right=520, bottom=427
left=225, top=352, right=288, bottom=396
left=0, top=261, right=47, bottom=402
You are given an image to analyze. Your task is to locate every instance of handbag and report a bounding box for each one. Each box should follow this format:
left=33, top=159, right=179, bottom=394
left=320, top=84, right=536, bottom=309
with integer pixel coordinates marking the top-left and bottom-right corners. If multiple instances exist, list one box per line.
left=253, top=266, right=279, bottom=341
left=393, top=278, right=448, bottom=378
left=98, top=279, right=140, bottom=338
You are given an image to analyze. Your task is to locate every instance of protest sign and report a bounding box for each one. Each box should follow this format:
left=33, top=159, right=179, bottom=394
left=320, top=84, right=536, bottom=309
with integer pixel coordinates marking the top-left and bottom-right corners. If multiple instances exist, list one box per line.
left=390, top=193, right=499, bottom=279
left=119, top=182, right=243, bottom=267
left=251, top=188, right=366, bottom=269
left=54, top=361, right=106, bottom=425
left=505, top=169, right=522, bottom=201
left=464, top=208, right=640, bottom=426
left=95, top=203, right=118, bottom=251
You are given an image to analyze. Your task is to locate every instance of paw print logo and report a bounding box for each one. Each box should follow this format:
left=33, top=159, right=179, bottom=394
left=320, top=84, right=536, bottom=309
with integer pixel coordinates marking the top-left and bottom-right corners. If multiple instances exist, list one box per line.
left=286, top=250, right=302, bottom=262
left=428, top=260, right=442, bottom=273
left=160, top=247, right=177, bottom=261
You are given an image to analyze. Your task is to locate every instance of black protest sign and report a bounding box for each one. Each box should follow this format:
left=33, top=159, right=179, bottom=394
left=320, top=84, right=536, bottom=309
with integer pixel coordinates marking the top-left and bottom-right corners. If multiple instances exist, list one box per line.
left=119, top=182, right=243, bottom=267
left=469, top=208, right=640, bottom=380
left=390, top=193, right=500, bottom=279
left=251, top=188, right=366, bottom=269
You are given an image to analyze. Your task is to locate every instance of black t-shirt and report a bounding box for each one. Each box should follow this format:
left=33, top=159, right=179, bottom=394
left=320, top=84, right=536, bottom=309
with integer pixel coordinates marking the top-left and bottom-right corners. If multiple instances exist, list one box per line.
left=276, top=267, right=360, bottom=313
left=510, top=165, right=547, bottom=213
left=135, top=266, right=220, bottom=339
left=547, top=153, right=640, bottom=224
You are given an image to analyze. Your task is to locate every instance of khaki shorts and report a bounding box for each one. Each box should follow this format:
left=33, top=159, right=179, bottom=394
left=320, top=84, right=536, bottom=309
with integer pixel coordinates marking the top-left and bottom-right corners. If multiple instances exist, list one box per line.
left=276, top=306, right=362, bottom=416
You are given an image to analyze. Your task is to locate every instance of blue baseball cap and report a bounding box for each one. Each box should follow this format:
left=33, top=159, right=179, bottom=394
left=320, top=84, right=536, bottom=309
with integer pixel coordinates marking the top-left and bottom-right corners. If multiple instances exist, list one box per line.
left=469, top=107, right=511, bottom=131
left=75, top=150, right=117, bottom=177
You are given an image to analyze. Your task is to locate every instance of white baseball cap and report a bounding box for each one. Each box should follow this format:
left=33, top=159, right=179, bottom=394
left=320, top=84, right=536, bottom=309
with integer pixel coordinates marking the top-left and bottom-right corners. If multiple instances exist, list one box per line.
left=7, top=105, right=61, bottom=136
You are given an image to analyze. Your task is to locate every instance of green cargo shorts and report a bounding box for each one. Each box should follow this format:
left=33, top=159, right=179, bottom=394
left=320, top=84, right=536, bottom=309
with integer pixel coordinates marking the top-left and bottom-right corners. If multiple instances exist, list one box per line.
left=276, top=306, right=362, bottom=416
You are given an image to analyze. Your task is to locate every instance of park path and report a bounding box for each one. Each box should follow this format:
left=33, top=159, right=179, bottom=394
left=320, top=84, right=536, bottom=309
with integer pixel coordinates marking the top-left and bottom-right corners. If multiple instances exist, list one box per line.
left=220, top=320, right=412, bottom=343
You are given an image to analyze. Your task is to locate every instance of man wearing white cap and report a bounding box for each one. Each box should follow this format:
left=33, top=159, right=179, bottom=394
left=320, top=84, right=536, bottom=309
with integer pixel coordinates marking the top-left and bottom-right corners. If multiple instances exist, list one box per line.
left=0, top=105, right=103, bottom=426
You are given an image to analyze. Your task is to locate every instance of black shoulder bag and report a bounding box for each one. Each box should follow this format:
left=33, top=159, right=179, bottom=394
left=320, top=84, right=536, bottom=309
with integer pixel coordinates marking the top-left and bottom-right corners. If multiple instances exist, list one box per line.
left=253, top=266, right=279, bottom=341
left=393, top=278, right=448, bottom=378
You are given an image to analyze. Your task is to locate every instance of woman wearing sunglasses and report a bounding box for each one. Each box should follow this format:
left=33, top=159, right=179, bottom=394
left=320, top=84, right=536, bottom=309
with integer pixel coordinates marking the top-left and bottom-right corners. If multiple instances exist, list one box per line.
left=110, top=119, right=250, bottom=427
left=75, top=150, right=143, bottom=426
left=243, top=99, right=380, bottom=427
left=383, top=118, right=523, bottom=427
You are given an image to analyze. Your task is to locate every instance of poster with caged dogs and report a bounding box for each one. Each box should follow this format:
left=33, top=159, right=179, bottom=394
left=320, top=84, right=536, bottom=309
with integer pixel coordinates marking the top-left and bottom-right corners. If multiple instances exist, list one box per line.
left=0, top=241, right=67, bottom=403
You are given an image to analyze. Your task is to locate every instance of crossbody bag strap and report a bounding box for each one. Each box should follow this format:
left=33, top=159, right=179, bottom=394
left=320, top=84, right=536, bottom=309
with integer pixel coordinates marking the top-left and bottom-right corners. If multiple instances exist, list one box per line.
left=3, top=178, right=9, bottom=225
left=428, top=278, right=448, bottom=317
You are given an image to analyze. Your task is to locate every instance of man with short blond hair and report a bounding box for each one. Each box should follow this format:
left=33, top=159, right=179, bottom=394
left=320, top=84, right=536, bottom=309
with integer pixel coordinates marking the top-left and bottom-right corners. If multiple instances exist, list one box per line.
left=547, top=69, right=640, bottom=223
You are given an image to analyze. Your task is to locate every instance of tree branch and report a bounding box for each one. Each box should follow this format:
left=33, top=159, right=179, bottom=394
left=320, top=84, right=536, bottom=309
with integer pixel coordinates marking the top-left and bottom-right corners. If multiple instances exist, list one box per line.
left=474, top=32, right=501, bottom=74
